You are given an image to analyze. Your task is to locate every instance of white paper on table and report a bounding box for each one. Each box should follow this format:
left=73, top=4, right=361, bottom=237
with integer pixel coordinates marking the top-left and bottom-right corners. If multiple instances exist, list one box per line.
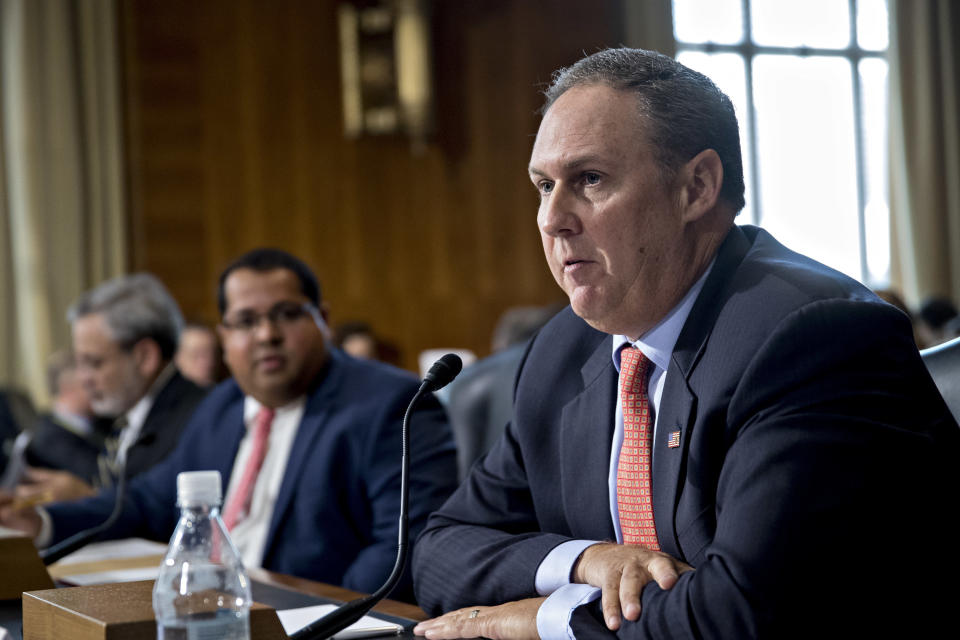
left=277, top=605, right=403, bottom=639
left=62, top=565, right=160, bottom=585
left=53, top=537, right=167, bottom=565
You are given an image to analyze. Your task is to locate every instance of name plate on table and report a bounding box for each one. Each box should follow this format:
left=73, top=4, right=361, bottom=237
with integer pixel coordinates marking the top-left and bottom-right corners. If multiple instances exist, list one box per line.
left=0, top=528, right=54, bottom=600
left=22, top=580, right=286, bottom=640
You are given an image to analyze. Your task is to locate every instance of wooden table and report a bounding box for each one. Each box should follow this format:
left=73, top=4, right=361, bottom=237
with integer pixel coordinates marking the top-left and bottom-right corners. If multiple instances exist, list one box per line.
left=246, top=566, right=428, bottom=622
left=3, top=552, right=427, bottom=639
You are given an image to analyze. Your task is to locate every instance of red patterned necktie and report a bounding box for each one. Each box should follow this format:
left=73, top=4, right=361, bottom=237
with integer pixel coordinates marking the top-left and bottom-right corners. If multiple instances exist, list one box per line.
left=616, top=347, right=659, bottom=550
left=223, top=406, right=276, bottom=531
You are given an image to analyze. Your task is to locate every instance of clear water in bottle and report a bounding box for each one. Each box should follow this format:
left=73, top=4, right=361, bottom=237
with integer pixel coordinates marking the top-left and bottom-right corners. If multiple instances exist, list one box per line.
left=154, top=471, right=252, bottom=640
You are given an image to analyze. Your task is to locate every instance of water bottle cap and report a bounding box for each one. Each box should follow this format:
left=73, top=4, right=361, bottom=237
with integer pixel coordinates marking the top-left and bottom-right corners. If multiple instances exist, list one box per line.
left=177, top=470, right=222, bottom=505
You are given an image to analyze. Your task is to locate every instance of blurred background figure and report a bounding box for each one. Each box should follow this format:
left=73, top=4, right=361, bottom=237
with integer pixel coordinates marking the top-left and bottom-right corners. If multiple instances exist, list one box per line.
left=334, top=321, right=379, bottom=360
left=175, top=323, right=222, bottom=388
left=12, top=273, right=208, bottom=504
left=334, top=320, right=402, bottom=365
left=444, top=302, right=563, bottom=479
left=24, top=350, right=110, bottom=483
left=489, top=304, right=565, bottom=353
left=0, top=388, right=37, bottom=478
left=917, top=296, right=960, bottom=348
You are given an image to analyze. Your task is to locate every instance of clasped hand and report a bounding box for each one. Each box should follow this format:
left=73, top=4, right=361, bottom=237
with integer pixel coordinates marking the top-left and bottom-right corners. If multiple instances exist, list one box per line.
left=574, top=542, right=693, bottom=630
left=414, top=543, right=693, bottom=638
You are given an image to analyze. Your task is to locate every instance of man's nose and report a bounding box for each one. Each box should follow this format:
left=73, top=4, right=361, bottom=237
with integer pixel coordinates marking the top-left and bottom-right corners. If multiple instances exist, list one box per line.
left=252, top=315, right=283, bottom=342
left=79, top=375, right=98, bottom=395
left=538, top=185, right=581, bottom=237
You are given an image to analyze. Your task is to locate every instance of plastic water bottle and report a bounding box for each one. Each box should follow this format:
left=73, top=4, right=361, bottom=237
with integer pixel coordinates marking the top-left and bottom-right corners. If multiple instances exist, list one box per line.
left=153, top=470, right=252, bottom=640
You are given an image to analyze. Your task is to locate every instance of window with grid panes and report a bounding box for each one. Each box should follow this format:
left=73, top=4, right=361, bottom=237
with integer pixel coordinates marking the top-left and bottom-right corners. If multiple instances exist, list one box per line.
left=672, top=0, right=889, bottom=286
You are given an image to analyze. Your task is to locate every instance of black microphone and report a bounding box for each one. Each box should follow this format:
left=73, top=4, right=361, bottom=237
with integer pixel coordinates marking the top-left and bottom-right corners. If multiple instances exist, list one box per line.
left=40, top=459, right=128, bottom=565
left=290, top=353, right=463, bottom=640
left=422, top=353, right=463, bottom=393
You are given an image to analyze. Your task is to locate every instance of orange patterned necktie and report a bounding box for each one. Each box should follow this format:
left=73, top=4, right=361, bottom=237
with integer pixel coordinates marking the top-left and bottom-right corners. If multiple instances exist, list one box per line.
left=223, top=406, right=275, bottom=531
left=616, top=347, right=660, bottom=549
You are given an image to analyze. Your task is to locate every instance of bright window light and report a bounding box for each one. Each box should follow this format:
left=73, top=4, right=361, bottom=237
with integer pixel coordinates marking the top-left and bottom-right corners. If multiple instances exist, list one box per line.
left=673, top=0, right=890, bottom=287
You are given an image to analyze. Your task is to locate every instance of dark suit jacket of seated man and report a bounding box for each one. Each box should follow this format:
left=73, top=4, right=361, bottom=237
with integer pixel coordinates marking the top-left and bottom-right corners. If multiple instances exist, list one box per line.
left=4, top=248, right=458, bottom=602
left=411, top=48, right=960, bottom=639
left=47, top=347, right=455, bottom=599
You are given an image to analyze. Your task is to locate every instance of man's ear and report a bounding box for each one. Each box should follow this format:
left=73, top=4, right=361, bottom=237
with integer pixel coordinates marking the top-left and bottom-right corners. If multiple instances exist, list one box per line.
left=132, top=338, right=163, bottom=378
left=678, top=148, right=724, bottom=223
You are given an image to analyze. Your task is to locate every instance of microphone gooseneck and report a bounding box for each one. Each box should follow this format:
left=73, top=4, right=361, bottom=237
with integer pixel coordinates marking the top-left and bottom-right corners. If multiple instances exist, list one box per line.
left=41, top=459, right=128, bottom=565
left=290, top=353, right=463, bottom=640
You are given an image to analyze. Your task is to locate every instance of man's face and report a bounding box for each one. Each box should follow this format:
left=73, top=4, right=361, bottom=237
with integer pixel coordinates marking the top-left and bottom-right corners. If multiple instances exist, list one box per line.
left=217, top=267, right=327, bottom=407
left=529, top=84, right=694, bottom=339
left=56, top=366, right=94, bottom=418
left=176, top=327, right=219, bottom=387
left=73, top=313, right=150, bottom=418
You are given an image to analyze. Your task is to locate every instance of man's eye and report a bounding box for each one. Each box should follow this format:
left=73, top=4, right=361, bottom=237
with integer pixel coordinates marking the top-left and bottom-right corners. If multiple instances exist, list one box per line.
left=584, top=172, right=601, bottom=185
left=233, top=315, right=257, bottom=330
left=277, top=305, right=306, bottom=322
left=538, top=181, right=554, bottom=195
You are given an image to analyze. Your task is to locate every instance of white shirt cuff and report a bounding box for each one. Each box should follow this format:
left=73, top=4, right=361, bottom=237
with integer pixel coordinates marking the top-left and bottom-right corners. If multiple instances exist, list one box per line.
left=534, top=539, right=598, bottom=595
left=34, top=506, right=54, bottom=548
left=536, top=583, right=601, bottom=640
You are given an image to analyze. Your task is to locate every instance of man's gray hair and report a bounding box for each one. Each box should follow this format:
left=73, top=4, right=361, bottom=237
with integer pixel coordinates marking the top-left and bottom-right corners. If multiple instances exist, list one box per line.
left=543, top=47, right=745, bottom=212
left=67, top=273, right=184, bottom=360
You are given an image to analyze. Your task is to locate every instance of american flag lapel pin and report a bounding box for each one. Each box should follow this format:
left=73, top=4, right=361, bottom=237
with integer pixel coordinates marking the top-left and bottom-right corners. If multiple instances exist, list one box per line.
left=667, top=430, right=681, bottom=448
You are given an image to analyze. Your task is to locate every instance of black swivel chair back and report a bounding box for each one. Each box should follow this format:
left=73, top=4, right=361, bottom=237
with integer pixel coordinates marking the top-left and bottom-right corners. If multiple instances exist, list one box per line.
left=0, top=387, right=38, bottom=476
left=445, top=344, right=525, bottom=481
left=920, top=336, right=960, bottom=423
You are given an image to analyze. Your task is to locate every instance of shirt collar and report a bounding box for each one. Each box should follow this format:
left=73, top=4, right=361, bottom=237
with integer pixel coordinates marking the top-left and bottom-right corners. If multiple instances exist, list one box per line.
left=242, top=394, right=307, bottom=429
left=612, top=257, right=717, bottom=373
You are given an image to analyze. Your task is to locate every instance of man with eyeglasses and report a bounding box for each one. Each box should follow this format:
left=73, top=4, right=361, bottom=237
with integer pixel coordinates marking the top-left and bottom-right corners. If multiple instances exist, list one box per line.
left=0, top=248, right=457, bottom=600
left=2, top=274, right=207, bottom=505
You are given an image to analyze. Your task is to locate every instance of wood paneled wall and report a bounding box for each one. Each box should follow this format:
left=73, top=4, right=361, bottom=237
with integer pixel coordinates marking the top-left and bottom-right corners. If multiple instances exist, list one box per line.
left=120, top=0, right=625, bottom=371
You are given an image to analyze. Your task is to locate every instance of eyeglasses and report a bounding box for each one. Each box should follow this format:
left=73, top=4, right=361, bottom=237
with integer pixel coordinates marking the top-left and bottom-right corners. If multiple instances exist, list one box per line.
left=220, top=302, right=319, bottom=332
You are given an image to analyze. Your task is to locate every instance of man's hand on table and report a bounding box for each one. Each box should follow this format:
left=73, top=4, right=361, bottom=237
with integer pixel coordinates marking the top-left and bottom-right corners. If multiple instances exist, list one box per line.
left=414, top=597, right=545, bottom=640
left=574, top=542, right=694, bottom=630
left=412, top=543, right=693, bottom=638
left=18, top=467, right=95, bottom=503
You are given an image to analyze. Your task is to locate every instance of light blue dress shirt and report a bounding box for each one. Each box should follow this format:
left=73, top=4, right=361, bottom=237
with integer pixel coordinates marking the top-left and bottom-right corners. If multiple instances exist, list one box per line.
left=534, top=261, right=714, bottom=640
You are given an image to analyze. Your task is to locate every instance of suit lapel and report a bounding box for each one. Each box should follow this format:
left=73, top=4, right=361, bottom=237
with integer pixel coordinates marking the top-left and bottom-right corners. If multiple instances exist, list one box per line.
left=136, top=372, right=181, bottom=446
left=220, top=396, right=247, bottom=476
left=262, top=354, right=339, bottom=559
left=653, top=225, right=752, bottom=559
left=652, top=374, right=694, bottom=557
left=560, top=336, right=617, bottom=540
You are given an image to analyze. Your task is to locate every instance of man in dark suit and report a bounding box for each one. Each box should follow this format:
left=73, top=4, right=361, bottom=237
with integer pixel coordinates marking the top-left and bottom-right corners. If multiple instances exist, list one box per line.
left=1, top=249, right=457, bottom=599
left=14, top=274, right=206, bottom=503
left=24, top=349, right=108, bottom=482
left=412, top=49, right=959, bottom=638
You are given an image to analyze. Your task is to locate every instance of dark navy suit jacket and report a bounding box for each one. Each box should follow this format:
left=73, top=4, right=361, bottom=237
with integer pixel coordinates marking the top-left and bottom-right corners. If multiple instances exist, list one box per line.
left=413, top=226, right=960, bottom=637
left=48, top=349, right=458, bottom=599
